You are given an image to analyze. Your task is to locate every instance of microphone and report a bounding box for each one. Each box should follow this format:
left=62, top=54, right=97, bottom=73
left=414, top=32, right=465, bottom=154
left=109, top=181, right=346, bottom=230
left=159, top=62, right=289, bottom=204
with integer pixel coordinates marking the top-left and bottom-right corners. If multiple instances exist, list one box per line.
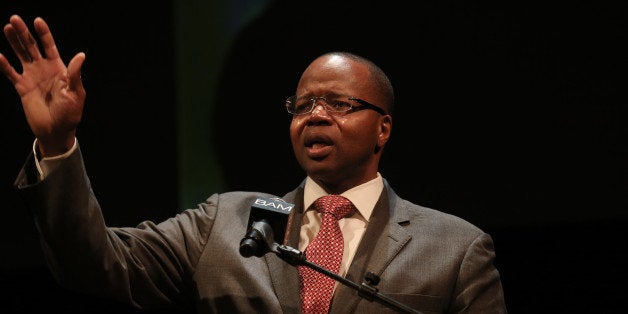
left=239, top=196, right=294, bottom=258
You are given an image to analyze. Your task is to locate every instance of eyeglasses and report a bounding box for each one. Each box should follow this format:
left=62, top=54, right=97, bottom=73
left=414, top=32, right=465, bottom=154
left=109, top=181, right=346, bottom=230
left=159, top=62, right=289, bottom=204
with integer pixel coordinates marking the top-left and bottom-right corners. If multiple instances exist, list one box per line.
left=285, top=95, right=387, bottom=116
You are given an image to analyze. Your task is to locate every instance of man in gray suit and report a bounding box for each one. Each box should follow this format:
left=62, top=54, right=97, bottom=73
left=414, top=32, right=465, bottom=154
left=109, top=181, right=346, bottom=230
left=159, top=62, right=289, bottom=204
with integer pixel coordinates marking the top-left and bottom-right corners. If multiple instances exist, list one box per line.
left=1, top=14, right=506, bottom=313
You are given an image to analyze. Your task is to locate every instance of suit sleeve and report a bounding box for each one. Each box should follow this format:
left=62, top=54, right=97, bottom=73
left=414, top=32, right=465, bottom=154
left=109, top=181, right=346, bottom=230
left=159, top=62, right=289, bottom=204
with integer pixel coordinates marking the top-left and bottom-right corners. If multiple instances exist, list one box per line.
left=14, top=144, right=217, bottom=311
left=451, top=232, right=507, bottom=313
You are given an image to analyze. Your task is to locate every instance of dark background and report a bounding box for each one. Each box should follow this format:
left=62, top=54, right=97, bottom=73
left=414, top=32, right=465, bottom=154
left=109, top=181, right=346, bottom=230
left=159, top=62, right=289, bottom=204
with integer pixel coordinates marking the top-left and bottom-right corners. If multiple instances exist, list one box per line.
left=1, top=1, right=627, bottom=313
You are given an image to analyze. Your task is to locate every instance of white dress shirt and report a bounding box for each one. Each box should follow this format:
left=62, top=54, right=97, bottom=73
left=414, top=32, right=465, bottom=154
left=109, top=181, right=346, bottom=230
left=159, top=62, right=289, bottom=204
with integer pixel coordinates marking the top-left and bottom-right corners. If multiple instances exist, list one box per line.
left=298, top=174, right=384, bottom=278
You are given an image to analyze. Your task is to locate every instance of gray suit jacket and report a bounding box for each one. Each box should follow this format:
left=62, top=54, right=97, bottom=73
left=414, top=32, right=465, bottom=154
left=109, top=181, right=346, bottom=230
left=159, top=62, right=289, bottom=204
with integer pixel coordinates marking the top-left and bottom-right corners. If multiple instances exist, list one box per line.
left=15, top=146, right=506, bottom=313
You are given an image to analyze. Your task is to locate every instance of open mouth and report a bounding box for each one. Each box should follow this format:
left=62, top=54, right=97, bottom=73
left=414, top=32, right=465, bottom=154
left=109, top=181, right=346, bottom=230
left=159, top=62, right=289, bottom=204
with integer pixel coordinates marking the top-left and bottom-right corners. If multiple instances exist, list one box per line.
left=304, top=135, right=333, bottom=158
left=304, top=134, right=332, bottom=148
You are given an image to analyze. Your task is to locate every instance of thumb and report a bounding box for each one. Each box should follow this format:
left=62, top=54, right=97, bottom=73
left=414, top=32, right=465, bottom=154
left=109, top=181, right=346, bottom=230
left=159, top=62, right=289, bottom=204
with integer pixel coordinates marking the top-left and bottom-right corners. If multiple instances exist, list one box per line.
left=67, top=52, right=86, bottom=93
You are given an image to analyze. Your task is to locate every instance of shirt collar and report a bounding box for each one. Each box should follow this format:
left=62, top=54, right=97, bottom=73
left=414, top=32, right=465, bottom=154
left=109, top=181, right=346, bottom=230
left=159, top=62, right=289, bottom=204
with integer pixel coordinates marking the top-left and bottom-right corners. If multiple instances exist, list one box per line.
left=303, top=173, right=384, bottom=222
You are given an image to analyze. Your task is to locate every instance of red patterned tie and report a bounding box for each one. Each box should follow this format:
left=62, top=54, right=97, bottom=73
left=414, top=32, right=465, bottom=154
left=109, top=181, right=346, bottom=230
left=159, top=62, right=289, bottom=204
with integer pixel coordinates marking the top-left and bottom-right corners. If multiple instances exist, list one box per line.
left=299, top=195, right=356, bottom=314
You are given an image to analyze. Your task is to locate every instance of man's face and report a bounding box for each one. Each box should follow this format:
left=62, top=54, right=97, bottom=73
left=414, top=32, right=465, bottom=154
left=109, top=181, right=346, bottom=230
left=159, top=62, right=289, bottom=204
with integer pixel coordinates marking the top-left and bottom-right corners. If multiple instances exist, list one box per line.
left=289, top=55, right=391, bottom=193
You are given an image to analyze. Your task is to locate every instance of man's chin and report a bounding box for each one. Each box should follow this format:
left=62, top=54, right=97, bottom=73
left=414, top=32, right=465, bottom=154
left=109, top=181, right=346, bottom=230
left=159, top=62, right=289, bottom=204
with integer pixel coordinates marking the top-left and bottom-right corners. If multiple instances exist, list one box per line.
left=302, top=162, right=336, bottom=178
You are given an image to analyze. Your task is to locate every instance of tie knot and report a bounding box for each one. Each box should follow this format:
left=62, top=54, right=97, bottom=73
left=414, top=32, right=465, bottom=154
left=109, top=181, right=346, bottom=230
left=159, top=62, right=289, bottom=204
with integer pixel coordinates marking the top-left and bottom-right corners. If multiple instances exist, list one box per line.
left=313, top=195, right=355, bottom=220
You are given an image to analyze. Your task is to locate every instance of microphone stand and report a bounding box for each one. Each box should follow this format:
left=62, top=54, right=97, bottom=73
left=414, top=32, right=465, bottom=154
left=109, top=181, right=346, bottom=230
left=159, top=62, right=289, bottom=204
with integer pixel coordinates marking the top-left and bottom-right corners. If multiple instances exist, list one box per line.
left=272, top=243, right=423, bottom=314
left=239, top=221, right=422, bottom=313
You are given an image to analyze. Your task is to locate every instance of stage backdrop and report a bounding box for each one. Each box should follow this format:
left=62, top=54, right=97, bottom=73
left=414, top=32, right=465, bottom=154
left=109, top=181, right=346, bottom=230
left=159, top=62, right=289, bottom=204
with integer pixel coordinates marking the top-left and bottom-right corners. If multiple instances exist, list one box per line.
left=1, top=1, right=626, bottom=313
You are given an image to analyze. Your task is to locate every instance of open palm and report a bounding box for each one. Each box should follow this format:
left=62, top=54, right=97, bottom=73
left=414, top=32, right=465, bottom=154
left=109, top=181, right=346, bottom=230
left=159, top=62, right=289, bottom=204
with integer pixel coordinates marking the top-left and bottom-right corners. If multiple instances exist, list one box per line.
left=0, top=15, right=85, bottom=156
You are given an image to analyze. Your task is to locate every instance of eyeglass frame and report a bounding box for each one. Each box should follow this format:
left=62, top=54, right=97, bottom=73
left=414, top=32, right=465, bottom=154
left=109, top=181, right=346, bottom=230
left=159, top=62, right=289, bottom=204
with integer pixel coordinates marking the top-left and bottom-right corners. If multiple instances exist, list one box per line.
left=285, top=95, right=388, bottom=116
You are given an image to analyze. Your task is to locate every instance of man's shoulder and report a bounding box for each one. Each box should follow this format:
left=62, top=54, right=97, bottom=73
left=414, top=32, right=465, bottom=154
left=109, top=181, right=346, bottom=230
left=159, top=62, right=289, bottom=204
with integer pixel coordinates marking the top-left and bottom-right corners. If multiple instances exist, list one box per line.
left=394, top=196, right=485, bottom=236
left=203, top=191, right=280, bottom=206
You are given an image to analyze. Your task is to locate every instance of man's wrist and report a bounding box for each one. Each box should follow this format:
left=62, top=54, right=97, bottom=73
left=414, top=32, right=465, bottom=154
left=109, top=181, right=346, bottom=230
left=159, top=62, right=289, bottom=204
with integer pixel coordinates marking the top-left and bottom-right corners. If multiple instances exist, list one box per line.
left=34, top=137, right=78, bottom=180
left=34, top=138, right=77, bottom=160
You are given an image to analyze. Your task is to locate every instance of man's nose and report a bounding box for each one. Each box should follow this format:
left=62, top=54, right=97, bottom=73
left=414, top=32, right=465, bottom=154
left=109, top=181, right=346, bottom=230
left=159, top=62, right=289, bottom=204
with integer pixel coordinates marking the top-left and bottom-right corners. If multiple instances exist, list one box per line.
left=310, top=103, right=330, bottom=117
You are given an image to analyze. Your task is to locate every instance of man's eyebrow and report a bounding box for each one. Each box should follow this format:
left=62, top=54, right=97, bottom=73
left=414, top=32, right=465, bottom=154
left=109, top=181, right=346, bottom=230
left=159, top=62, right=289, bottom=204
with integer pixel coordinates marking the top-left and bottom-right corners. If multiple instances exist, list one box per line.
left=297, top=92, right=345, bottom=100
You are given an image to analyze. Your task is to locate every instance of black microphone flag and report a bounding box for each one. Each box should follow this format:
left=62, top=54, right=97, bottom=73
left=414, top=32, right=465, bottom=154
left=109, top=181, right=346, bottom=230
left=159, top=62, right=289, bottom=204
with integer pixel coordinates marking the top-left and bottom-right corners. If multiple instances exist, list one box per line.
left=239, top=197, right=294, bottom=257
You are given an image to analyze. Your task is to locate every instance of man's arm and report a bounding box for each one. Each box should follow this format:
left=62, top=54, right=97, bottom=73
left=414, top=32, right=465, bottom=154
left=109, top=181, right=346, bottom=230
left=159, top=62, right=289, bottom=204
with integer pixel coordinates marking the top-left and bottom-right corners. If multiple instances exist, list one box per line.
left=453, top=233, right=508, bottom=313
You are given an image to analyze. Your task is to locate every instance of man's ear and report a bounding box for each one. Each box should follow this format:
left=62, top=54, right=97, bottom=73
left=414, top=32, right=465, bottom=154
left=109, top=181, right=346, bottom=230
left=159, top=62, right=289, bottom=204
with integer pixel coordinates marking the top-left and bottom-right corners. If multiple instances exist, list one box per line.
left=377, top=115, right=392, bottom=148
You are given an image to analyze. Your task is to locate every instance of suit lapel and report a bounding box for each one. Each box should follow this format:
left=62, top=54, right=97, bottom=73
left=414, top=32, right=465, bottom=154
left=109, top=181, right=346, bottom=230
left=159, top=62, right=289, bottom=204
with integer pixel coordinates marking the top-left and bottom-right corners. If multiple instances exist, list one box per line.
left=265, top=189, right=305, bottom=314
left=331, top=187, right=413, bottom=313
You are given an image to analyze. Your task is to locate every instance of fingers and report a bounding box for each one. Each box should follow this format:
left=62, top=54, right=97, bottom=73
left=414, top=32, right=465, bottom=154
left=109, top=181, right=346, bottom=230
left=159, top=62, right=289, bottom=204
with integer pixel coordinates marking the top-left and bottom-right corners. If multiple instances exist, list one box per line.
left=3, top=23, right=29, bottom=63
left=33, top=17, right=59, bottom=60
left=9, top=15, right=42, bottom=62
left=0, top=53, right=20, bottom=84
left=3, top=15, right=45, bottom=64
left=67, top=52, right=86, bottom=93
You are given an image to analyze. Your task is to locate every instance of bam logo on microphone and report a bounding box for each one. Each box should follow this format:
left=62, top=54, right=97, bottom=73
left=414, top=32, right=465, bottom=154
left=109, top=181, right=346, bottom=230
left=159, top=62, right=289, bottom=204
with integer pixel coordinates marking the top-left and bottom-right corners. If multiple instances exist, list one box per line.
left=254, top=197, right=294, bottom=212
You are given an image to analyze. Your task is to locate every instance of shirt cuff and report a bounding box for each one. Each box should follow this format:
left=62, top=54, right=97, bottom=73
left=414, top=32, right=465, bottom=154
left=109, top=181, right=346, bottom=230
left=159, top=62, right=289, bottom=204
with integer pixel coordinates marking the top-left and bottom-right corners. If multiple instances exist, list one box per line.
left=34, top=138, right=78, bottom=180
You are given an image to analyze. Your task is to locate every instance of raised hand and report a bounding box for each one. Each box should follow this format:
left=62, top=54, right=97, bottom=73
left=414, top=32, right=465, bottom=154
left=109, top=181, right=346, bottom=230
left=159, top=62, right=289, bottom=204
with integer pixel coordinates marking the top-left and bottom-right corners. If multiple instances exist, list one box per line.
left=0, top=15, right=86, bottom=157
